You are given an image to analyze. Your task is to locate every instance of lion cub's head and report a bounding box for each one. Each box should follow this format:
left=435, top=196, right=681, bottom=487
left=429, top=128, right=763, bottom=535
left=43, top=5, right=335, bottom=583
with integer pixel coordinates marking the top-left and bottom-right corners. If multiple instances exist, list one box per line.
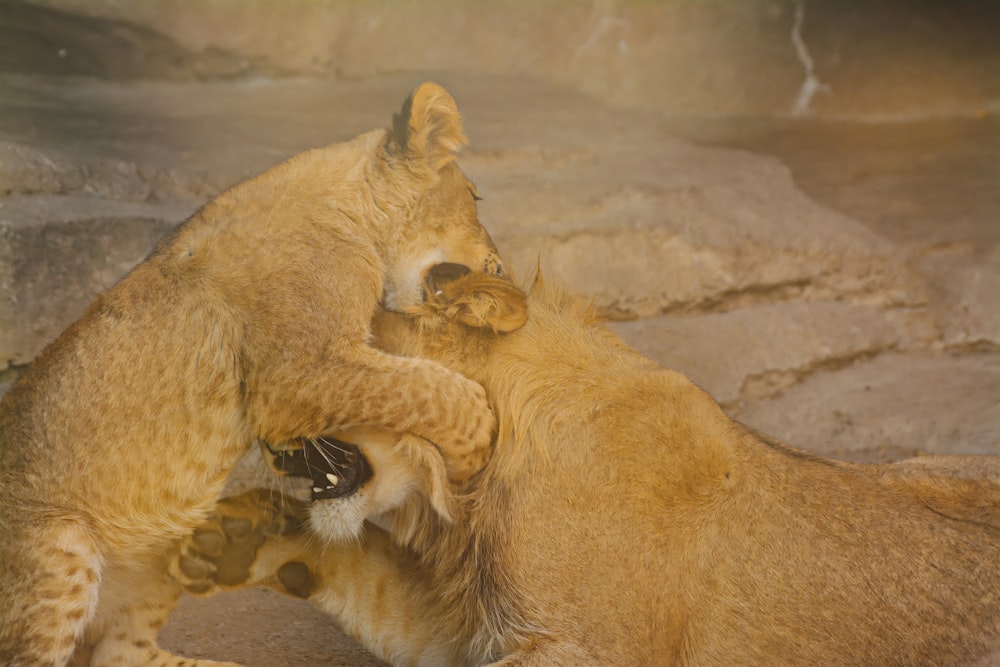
left=262, top=425, right=453, bottom=543
left=378, top=82, right=507, bottom=311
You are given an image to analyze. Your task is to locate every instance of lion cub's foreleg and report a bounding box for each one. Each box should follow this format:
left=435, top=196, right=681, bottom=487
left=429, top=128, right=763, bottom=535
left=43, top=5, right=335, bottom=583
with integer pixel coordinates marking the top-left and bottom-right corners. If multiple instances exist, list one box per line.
left=250, top=345, right=495, bottom=481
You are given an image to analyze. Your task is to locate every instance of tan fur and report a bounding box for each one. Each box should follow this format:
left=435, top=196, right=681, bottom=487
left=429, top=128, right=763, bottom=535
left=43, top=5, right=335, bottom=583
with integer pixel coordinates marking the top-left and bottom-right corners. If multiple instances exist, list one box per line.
left=177, top=274, right=1000, bottom=666
left=0, top=83, right=505, bottom=667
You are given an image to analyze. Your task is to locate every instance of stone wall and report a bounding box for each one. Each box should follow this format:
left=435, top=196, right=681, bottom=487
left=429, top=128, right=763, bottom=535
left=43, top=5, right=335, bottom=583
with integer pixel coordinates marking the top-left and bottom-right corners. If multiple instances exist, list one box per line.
left=6, top=0, right=1000, bottom=118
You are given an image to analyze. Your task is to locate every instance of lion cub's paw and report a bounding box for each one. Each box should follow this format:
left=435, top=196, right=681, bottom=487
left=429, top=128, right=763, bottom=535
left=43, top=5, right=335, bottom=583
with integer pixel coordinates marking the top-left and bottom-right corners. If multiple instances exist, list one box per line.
left=170, top=490, right=305, bottom=595
left=444, top=447, right=492, bottom=484
left=439, top=380, right=495, bottom=482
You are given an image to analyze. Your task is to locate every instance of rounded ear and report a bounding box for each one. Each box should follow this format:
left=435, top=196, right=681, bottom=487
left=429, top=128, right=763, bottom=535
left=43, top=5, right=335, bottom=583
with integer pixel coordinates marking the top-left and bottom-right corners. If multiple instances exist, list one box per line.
left=396, top=434, right=455, bottom=520
left=387, top=82, right=468, bottom=172
left=436, top=274, right=528, bottom=334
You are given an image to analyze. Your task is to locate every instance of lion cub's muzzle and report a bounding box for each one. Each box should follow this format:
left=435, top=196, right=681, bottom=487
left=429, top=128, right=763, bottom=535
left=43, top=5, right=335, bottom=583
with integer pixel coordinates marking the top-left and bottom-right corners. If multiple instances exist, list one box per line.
left=261, top=438, right=372, bottom=501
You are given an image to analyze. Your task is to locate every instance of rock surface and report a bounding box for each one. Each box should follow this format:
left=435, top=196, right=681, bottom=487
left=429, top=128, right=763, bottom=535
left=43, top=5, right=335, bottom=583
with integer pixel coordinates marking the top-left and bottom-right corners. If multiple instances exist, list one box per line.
left=10, top=0, right=1000, bottom=118
left=1, top=2, right=997, bottom=665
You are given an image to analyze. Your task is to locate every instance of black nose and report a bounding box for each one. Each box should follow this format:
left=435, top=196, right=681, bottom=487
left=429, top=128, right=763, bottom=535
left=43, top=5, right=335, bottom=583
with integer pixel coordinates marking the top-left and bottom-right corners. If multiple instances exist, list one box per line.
left=493, top=263, right=505, bottom=277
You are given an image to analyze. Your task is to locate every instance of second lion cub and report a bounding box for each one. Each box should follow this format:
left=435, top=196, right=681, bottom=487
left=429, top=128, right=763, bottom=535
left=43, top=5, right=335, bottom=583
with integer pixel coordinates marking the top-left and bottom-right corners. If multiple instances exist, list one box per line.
left=0, top=83, right=503, bottom=667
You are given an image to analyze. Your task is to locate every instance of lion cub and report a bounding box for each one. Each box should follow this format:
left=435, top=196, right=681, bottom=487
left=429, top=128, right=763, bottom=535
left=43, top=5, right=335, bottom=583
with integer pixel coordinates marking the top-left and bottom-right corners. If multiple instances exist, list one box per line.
left=177, top=275, right=1000, bottom=667
left=0, top=82, right=503, bottom=667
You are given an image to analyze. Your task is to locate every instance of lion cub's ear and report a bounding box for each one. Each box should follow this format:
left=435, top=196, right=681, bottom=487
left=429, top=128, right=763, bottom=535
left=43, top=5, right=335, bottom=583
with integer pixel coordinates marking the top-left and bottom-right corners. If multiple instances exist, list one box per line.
left=388, top=82, right=468, bottom=173
left=435, top=274, right=528, bottom=334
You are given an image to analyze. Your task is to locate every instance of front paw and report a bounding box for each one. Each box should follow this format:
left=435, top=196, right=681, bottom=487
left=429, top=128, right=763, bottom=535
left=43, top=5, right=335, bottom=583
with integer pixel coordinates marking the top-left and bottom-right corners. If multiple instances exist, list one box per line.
left=440, top=383, right=496, bottom=482
left=170, top=490, right=306, bottom=594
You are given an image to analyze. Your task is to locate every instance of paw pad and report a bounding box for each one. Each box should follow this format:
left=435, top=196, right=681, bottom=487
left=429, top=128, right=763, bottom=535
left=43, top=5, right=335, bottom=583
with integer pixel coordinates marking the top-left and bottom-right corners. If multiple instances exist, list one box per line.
left=277, top=561, right=315, bottom=599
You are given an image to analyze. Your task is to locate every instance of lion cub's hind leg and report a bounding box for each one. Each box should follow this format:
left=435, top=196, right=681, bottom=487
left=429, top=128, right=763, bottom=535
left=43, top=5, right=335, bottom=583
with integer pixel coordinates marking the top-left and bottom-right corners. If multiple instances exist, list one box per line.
left=85, top=577, right=243, bottom=667
left=1, top=524, right=244, bottom=667
left=0, top=520, right=101, bottom=667
left=170, top=489, right=314, bottom=599
left=486, top=640, right=599, bottom=667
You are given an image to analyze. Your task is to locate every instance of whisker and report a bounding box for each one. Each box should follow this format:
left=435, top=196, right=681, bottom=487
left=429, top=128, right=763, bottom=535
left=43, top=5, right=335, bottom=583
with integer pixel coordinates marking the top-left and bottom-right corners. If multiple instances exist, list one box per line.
left=313, top=437, right=349, bottom=474
left=303, top=438, right=325, bottom=478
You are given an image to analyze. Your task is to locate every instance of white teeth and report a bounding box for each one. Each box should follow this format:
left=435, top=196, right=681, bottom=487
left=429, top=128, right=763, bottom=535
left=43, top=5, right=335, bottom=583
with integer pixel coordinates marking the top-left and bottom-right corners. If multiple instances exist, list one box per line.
left=312, top=487, right=324, bottom=494
left=435, top=290, right=443, bottom=296
left=326, top=473, right=339, bottom=486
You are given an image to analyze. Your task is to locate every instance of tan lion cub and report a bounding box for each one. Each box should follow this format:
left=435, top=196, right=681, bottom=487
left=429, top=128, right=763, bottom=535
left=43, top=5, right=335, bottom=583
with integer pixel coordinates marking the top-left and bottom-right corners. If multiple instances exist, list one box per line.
left=0, top=82, right=504, bottom=667
left=179, top=274, right=999, bottom=667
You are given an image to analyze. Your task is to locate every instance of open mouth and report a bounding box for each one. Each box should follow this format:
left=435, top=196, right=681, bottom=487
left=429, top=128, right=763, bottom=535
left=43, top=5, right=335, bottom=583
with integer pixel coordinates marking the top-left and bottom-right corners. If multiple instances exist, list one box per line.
left=268, top=437, right=373, bottom=501
left=423, top=262, right=472, bottom=299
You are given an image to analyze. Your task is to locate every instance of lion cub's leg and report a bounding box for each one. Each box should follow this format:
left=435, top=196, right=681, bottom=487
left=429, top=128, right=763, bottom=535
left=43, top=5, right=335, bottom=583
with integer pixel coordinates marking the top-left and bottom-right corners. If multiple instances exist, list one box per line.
left=253, top=345, right=495, bottom=482
left=485, top=640, right=598, bottom=667
left=86, top=574, right=242, bottom=667
left=170, top=490, right=314, bottom=598
left=172, top=491, right=459, bottom=666
left=0, top=520, right=100, bottom=667
left=335, top=350, right=495, bottom=480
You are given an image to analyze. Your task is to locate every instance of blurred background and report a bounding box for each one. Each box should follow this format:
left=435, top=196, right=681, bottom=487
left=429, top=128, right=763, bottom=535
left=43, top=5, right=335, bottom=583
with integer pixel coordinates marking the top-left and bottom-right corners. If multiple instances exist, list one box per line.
left=1, top=1, right=997, bottom=664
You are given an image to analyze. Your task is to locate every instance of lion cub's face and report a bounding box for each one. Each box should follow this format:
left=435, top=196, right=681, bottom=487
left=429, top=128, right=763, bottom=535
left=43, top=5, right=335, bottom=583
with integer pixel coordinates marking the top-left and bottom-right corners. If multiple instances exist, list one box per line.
left=264, top=425, right=452, bottom=543
left=367, top=81, right=507, bottom=312
left=383, top=163, right=504, bottom=312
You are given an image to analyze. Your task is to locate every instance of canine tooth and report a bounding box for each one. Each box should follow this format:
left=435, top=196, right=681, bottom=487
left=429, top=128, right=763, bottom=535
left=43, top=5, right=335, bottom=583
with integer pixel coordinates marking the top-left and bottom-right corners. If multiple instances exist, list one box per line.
left=312, top=487, right=324, bottom=494
left=326, top=473, right=339, bottom=486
